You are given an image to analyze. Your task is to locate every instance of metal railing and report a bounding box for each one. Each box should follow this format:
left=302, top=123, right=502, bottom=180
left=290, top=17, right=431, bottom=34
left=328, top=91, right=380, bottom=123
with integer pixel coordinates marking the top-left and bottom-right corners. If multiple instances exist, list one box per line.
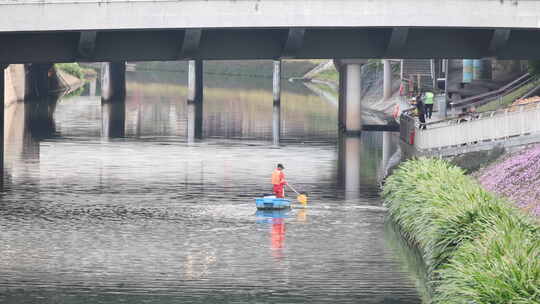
left=450, top=73, right=533, bottom=109
left=0, top=0, right=180, bottom=4
left=399, top=112, right=416, bottom=145
left=414, top=100, right=540, bottom=150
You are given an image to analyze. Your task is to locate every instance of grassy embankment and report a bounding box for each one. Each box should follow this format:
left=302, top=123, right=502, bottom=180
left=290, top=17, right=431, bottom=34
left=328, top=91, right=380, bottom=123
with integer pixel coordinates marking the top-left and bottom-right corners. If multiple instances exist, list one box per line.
left=55, top=63, right=96, bottom=80
left=383, top=158, right=540, bottom=303
left=313, top=67, right=339, bottom=84
left=478, top=78, right=540, bottom=112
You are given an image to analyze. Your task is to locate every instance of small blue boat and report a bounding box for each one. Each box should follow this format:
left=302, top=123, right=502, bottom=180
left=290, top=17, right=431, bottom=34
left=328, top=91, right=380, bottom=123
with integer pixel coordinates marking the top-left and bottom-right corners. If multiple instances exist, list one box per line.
left=255, top=197, right=291, bottom=210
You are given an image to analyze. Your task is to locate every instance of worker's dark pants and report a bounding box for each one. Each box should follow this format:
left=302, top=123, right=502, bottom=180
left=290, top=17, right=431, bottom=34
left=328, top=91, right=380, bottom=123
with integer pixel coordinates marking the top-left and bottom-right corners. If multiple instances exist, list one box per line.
left=418, top=114, right=426, bottom=129
left=425, top=104, right=434, bottom=119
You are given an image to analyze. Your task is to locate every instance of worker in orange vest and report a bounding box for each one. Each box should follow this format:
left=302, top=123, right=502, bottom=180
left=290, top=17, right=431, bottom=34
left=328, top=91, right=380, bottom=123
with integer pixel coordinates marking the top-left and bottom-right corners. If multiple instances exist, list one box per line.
left=271, top=163, right=287, bottom=198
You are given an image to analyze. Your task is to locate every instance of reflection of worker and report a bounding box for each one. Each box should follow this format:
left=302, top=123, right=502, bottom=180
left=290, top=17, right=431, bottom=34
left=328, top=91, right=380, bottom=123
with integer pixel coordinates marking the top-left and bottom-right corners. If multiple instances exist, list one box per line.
left=270, top=217, right=285, bottom=259
left=297, top=209, right=307, bottom=222
left=271, top=164, right=287, bottom=198
left=271, top=217, right=285, bottom=250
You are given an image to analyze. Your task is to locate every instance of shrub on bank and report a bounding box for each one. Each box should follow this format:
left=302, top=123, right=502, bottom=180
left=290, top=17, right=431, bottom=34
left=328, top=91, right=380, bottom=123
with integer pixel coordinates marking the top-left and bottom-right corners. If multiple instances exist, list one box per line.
left=383, top=158, right=540, bottom=303
left=55, top=63, right=85, bottom=80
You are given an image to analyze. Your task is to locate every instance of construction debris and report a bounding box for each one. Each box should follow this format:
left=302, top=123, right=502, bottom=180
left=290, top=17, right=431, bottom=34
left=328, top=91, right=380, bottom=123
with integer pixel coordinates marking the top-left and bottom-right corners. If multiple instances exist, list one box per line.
left=508, top=96, right=540, bottom=111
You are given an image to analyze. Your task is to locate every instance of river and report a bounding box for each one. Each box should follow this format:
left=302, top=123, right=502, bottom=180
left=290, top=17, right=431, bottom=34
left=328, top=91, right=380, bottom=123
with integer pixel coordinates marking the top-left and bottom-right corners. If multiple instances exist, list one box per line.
left=0, top=67, right=420, bottom=303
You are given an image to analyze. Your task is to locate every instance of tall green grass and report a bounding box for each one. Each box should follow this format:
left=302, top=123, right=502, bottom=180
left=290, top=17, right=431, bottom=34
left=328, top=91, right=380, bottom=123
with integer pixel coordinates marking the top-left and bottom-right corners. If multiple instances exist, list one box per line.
left=383, top=158, right=540, bottom=303
left=55, top=63, right=85, bottom=80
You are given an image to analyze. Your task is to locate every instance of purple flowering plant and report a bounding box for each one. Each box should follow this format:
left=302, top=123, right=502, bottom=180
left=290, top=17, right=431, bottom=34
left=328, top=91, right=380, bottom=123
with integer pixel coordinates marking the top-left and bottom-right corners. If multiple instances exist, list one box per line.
left=478, top=144, right=540, bottom=217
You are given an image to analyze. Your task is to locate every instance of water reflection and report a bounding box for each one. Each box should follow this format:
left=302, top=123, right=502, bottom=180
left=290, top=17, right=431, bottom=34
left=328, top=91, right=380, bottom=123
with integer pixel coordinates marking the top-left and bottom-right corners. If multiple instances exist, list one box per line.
left=0, top=68, right=420, bottom=303
left=338, top=136, right=363, bottom=200
left=335, top=131, right=398, bottom=202
left=101, top=100, right=126, bottom=138
left=125, top=72, right=337, bottom=141
left=256, top=209, right=289, bottom=259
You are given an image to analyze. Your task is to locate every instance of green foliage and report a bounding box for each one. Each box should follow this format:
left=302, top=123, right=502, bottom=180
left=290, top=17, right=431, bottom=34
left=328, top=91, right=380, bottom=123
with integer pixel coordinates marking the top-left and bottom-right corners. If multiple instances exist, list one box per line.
left=63, top=85, right=84, bottom=98
left=383, top=158, right=540, bottom=303
left=55, top=63, right=85, bottom=79
left=314, top=68, right=338, bottom=83
left=528, top=60, right=540, bottom=77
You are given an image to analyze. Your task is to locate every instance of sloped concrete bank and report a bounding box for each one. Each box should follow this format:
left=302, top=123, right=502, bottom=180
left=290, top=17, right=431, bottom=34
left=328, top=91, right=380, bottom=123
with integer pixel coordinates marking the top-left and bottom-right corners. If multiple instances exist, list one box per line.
left=4, top=64, right=86, bottom=105
left=53, top=68, right=84, bottom=95
left=304, top=60, right=401, bottom=116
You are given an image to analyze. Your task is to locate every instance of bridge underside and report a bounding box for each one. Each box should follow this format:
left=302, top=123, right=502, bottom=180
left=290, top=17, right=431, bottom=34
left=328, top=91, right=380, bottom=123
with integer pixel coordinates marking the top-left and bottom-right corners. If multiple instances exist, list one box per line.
left=2, top=27, right=540, bottom=64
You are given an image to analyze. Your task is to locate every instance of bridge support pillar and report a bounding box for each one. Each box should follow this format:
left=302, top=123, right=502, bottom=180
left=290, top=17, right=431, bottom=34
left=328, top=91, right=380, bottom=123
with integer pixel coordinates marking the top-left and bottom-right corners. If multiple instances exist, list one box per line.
left=338, top=60, right=367, bottom=136
left=101, top=62, right=126, bottom=137
left=26, top=63, right=52, bottom=101
left=383, top=60, right=392, bottom=101
left=272, top=60, right=281, bottom=146
left=187, top=60, right=203, bottom=143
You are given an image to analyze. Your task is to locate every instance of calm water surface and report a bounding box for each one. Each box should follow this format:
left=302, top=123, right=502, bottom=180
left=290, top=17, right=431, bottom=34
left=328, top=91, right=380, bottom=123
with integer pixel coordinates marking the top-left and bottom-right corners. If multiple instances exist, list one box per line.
left=0, top=69, right=420, bottom=303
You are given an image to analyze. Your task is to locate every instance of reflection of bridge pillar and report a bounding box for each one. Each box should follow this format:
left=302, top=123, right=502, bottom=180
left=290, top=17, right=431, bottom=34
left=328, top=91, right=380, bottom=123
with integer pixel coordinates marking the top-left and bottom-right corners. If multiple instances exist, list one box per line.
left=338, top=135, right=362, bottom=200
left=25, top=63, right=56, bottom=139
left=89, top=78, right=97, bottom=97
left=101, top=101, right=126, bottom=137
left=272, top=60, right=281, bottom=145
left=187, top=60, right=203, bottom=142
left=1, top=65, right=6, bottom=183
left=101, top=62, right=126, bottom=137
left=338, top=60, right=367, bottom=135
left=382, top=131, right=391, bottom=169
left=383, top=60, right=392, bottom=101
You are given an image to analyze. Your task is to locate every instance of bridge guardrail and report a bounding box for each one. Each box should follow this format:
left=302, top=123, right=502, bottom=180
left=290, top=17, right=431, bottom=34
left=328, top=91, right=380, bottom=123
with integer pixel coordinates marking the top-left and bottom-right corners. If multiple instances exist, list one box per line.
left=414, top=100, right=540, bottom=150
left=399, top=104, right=416, bottom=145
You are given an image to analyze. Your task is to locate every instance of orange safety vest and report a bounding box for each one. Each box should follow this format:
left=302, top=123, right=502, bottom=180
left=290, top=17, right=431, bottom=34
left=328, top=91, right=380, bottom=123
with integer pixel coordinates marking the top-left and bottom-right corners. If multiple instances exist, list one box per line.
left=271, top=169, right=284, bottom=185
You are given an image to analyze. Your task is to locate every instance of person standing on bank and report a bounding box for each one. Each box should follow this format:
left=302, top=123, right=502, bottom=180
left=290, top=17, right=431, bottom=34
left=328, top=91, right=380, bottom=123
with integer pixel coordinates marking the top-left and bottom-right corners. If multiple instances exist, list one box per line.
left=424, top=90, right=435, bottom=119
left=271, top=164, right=287, bottom=198
left=416, top=93, right=427, bottom=130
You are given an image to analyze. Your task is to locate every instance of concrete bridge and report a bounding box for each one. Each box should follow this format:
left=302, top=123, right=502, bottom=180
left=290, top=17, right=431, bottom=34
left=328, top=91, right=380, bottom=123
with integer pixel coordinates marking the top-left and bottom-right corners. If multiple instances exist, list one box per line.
left=2, top=0, right=540, bottom=179
left=1, top=0, right=540, bottom=63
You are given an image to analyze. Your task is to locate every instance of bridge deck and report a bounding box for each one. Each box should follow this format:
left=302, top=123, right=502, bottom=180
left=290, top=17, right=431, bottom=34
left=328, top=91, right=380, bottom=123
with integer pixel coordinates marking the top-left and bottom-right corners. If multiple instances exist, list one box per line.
left=1, top=0, right=540, bottom=62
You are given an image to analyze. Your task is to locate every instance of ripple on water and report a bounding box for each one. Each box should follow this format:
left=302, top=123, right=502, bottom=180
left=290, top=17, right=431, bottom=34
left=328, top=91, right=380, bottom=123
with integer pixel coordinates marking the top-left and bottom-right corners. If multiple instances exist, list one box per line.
left=1, top=95, right=418, bottom=303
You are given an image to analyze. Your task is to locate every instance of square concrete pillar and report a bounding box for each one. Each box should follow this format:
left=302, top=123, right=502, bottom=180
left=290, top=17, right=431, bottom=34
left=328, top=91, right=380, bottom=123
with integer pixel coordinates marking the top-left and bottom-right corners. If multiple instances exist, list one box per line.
left=337, top=59, right=368, bottom=136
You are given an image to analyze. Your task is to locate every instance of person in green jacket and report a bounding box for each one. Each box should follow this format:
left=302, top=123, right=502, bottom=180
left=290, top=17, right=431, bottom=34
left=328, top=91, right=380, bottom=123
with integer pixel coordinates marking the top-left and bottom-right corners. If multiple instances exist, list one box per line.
left=424, top=90, right=435, bottom=119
